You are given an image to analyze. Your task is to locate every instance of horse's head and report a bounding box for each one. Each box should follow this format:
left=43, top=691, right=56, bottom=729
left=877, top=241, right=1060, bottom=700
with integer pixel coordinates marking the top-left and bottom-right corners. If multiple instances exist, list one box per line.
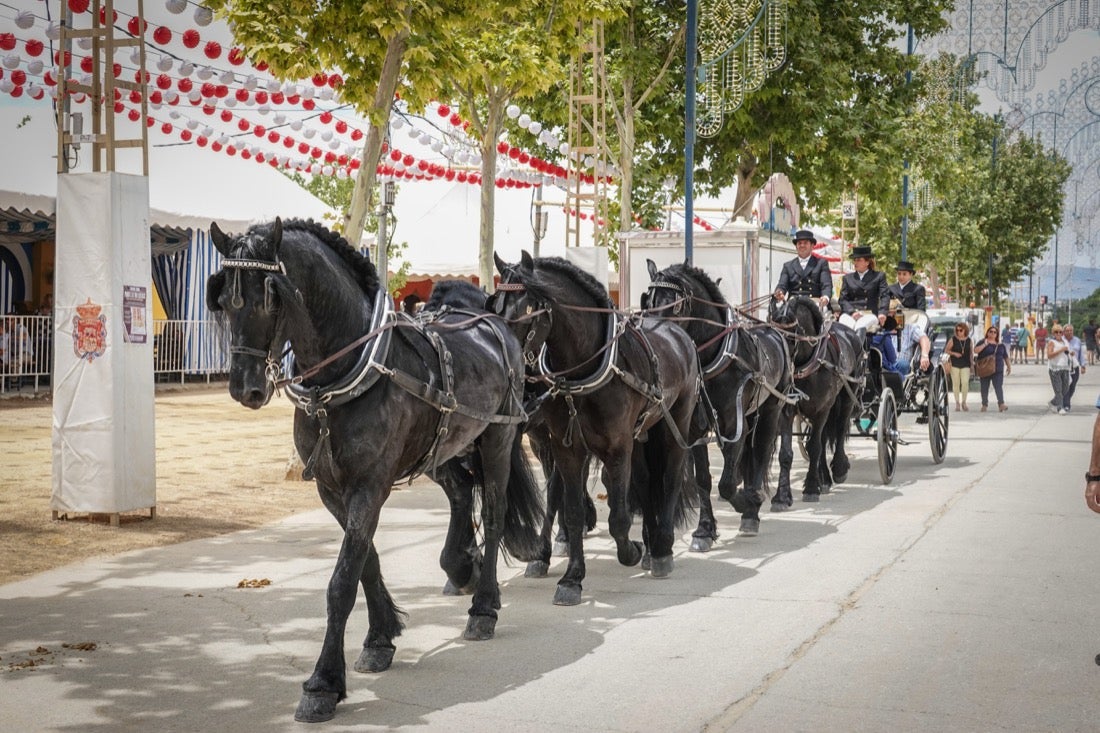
left=488, top=251, right=552, bottom=365
left=770, top=295, right=822, bottom=364
left=206, top=217, right=288, bottom=409
left=642, top=259, right=691, bottom=316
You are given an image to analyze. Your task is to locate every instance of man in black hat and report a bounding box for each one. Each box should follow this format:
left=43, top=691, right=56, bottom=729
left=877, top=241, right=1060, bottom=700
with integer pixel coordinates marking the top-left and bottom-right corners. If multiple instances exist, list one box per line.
left=773, top=229, right=832, bottom=310
left=837, top=245, right=889, bottom=332
left=887, top=260, right=927, bottom=311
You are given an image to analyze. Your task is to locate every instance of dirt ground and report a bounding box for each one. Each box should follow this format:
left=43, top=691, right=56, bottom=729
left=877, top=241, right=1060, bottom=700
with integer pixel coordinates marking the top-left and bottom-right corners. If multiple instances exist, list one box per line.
left=0, top=386, right=340, bottom=586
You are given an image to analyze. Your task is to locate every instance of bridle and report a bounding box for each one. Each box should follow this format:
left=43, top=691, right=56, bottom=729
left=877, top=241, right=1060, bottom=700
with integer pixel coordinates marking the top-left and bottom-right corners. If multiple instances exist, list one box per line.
left=219, top=255, right=292, bottom=387
left=644, top=280, right=689, bottom=316
left=493, top=280, right=553, bottom=367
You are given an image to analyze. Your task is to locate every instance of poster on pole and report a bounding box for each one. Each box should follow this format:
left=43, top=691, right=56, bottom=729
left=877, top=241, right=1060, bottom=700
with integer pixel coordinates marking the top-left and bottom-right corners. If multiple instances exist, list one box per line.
left=123, top=285, right=148, bottom=344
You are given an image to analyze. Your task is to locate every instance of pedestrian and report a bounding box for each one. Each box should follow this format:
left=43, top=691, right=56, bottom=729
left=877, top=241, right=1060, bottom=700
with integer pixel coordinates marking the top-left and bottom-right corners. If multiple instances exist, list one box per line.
left=1063, top=324, right=1086, bottom=411
left=886, top=260, right=927, bottom=310
left=837, top=245, right=889, bottom=333
left=1045, top=324, right=1072, bottom=414
left=1014, top=322, right=1030, bottom=364
left=1034, top=322, right=1048, bottom=364
left=1004, top=321, right=1018, bottom=361
left=945, top=321, right=973, bottom=411
left=1083, top=317, right=1098, bottom=366
left=1087, top=395, right=1100, bottom=514
left=974, top=325, right=1010, bottom=412
left=773, top=229, right=833, bottom=311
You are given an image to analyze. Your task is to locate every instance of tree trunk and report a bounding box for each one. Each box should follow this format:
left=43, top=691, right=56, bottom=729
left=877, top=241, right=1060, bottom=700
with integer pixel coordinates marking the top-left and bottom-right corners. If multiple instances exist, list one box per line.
left=343, top=26, right=409, bottom=249
left=479, top=95, right=505, bottom=289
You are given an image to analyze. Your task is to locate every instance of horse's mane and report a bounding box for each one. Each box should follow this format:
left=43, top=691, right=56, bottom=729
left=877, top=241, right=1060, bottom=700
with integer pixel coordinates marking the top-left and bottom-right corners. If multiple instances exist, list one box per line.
left=665, top=262, right=726, bottom=305
left=247, top=218, right=380, bottom=295
left=793, top=296, right=824, bottom=333
left=530, top=256, right=613, bottom=309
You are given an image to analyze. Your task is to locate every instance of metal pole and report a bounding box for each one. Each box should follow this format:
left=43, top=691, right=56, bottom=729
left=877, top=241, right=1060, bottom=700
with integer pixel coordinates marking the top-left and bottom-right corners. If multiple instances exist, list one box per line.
left=900, top=24, right=913, bottom=261
left=684, top=0, right=697, bottom=265
left=375, top=178, right=393, bottom=293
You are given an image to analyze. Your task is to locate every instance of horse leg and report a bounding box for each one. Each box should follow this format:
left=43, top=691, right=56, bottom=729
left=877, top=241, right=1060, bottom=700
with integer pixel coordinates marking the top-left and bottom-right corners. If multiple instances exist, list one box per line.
left=802, top=418, right=826, bottom=502
left=828, top=395, right=853, bottom=484
left=689, top=443, right=718, bottom=552
left=603, top=446, right=643, bottom=569
left=435, top=459, right=480, bottom=596
left=772, top=406, right=794, bottom=511
left=462, top=428, right=512, bottom=641
left=647, top=427, right=686, bottom=578
left=550, top=446, right=590, bottom=606
left=739, top=402, right=782, bottom=533
left=298, top=489, right=389, bottom=723
left=525, top=462, right=560, bottom=579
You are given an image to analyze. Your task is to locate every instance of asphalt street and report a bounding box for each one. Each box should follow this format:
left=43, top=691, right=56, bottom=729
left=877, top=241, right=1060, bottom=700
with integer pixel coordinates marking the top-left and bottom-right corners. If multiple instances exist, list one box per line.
left=1, top=364, right=1097, bottom=732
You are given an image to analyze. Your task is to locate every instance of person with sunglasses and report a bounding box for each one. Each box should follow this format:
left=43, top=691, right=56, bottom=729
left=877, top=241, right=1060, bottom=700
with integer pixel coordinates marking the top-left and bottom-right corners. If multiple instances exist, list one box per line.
left=974, top=326, right=1011, bottom=412
left=1046, top=325, right=1072, bottom=415
left=945, top=322, right=973, bottom=411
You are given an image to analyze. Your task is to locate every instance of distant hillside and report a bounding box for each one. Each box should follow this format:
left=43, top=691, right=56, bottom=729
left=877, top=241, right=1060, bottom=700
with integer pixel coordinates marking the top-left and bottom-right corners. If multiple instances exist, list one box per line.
left=1014, top=265, right=1100, bottom=302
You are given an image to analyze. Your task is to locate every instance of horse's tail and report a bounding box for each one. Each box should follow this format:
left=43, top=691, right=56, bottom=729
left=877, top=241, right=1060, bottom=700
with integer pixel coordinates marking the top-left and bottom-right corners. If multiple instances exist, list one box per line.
left=500, top=431, right=546, bottom=562
left=629, top=426, right=698, bottom=530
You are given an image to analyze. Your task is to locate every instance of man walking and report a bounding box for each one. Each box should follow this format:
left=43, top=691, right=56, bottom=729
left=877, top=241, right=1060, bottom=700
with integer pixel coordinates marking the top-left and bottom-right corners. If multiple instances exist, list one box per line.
left=1064, top=324, right=1086, bottom=411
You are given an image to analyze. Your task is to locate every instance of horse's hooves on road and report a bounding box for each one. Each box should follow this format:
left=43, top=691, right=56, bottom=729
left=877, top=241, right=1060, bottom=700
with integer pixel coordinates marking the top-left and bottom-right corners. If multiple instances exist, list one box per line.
left=353, top=645, right=395, bottom=674
left=770, top=502, right=790, bottom=513
left=463, top=614, right=497, bottom=641
left=551, top=541, right=569, bottom=557
left=649, top=555, right=674, bottom=578
left=524, top=560, right=550, bottom=578
left=738, top=518, right=760, bottom=536
left=641, top=550, right=651, bottom=570
left=553, top=584, right=582, bottom=606
left=442, top=578, right=468, bottom=596
left=832, top=473, right=848, bottom=484
left=820, top=484, right=832, bottom=494
left=802, top=493, right=821, bottom=503
left=294, top=690, right=342, bottom=723
left=618, top=540, right=644, bottom=567
left=689, top=535, right=714, bottom=553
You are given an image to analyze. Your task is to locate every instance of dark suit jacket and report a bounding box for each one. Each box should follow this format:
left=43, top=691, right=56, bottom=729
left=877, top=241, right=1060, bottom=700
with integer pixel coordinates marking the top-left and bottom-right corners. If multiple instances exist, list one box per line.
left=838, top=269, right=889, bottom=316
left=887, top=281, right=927, bottom=310
left=775, top=256, right=833, bottom=299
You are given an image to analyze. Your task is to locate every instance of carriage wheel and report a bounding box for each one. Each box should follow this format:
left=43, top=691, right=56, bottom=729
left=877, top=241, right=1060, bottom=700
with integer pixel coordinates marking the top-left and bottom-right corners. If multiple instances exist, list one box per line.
left=794, top=414, right=810, bottom=461
left=876, top=389, right=898, bottom=485
left=927, top=365, right=949, bottom=464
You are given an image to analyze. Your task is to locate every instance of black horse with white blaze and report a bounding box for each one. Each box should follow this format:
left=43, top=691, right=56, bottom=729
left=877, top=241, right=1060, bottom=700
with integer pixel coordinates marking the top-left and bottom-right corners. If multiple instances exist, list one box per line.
left=206, top=219, right=543, bottom=723
left=644, top=260, right=793, bottom=544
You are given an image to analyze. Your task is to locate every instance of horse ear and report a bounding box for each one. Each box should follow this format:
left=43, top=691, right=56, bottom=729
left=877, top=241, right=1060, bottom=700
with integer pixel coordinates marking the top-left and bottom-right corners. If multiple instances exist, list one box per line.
left=493, top=251, right=509, bottom=275
left=520, top=250, right=535, bottom=270
left=715, top=277, right=723, bottom=287
left=270, top=217, right=283, bottom=257
left=210, top=221, right=232, bottom=257
left=205, top=270, right=226, bottom=312
left=646, top=259, right=658, bottom=280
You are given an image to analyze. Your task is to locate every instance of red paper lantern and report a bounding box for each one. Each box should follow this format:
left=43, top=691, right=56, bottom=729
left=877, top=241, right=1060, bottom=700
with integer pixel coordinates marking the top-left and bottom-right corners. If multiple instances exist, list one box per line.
left=80, top=56, right=93, bottom=73
left=270, top=91, right=284, bottom=104
left=350, top=159, right=360, bottom=170
left=389, top=149, right=401, bottom=161
left=67, top=0, right=89, bottom=13
left=204, top=41, right=221, bottom=60
left=127, top=17, right=146, bottom=36
left=252, top=125, right=265, bottom=137
left=200, top=82, right=215, bottom=98
left=335, top=120, right=347, bottom=134
left=202, top=104, right=215, bottom=115
left=161, top=122, right=173, bottom=134
left=237, top=119, right=249, bottom=131
left=457, top=172, right=468, bottom=183
left=113, top=101, right=124, bottom=113
left=300, top=143, right=311, bottom=154
left=129, top=90, right=142, bottom=103
left=267, top=131, right=279, bottom=143
left=182, top=30, right=200, bottom=49
left=25, top=39, right=44, bottom=57
left=235, top=88, right=249, bottom=102
left=508, top=148, right=520, bottom=160
left=254, top=91, right=268, bottom=104
left=11, top=69, right=27, bottom=86
left=311, top=73, right=327, bottom=87
left=178, top=78, right=192, bottom=92
left=325, top=151, right=337, bottom=163
left=214, top=84, right=228, bottom=98
left=197, top=136, right=208, bottom=147
left=225, top=145, right=236, bottom=155
left=241, top=149, right=252, bottom=160
left=128, top=109, right=141, bottom=122
left=437, top=104, right=450, bottom=117
left=283, top=137, right=294, bottom=148
left=153, top=26, right=171, bottom=45
left=416, top=159, right=428, bottom=171
left=53, top=51, right=72, bottom=68
left=311, top=147, right=322, bottom=159
left=327, top=74, right=342, bottom=88
left=518, top=152, right=530, bottom=164
left=0, top=34, right=16, bottom=52
left=495, top=179, right=505, bottom=188
left=9, top=85, right=22, bottom=98
left=254, top=61, right=268, bottom=72
left=227, top=48, right=246, bottom=66
left=444, top=169, right=456, bottom=181
left=301, top=98, right=315, bottom=110
left=286, top=94, right=300, bottom=105
left=401, top=154, right=414, bottom=167
left=211, top=141, right=223, bottom=152
left=221, top=110, right=233, bottom=122
left=350, top=129, right=363, bottom=141
left=449, top=113, right=462, bottom=126
left=319, top=111, right=333, bottom=124
left=180, top=129, right=192, bottom=141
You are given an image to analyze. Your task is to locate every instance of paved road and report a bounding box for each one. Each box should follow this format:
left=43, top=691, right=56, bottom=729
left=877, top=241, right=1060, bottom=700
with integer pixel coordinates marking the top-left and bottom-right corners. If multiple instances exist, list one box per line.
left=1, top=365, right=1097, bottom=732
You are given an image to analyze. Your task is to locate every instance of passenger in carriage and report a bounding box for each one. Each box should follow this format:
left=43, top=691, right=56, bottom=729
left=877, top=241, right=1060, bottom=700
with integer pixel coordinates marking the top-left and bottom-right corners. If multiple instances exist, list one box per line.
left=887, top=260, right=927, bottom=311
left=837, top=245, right=889, bottom=333
left=869, top=303, right=899, bottom=372
left=889, top=305, right=932, bottom=378
left=773, top=229, right=833, bottom=310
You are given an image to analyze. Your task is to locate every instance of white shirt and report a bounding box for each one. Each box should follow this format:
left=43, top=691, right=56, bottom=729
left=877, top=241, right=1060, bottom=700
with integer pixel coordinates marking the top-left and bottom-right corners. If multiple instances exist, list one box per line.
left=797, top=257, right=810, bottom=269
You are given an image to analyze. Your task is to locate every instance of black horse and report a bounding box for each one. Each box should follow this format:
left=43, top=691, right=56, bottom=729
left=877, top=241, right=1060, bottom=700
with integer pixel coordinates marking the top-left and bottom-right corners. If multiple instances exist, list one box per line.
left=769, top=296, right=864, bottom=505
left=644, top=260, right=793, bottom=545
left=490, top=252, right=699, bottom=605
left=206, top=220, right=544, bottom=723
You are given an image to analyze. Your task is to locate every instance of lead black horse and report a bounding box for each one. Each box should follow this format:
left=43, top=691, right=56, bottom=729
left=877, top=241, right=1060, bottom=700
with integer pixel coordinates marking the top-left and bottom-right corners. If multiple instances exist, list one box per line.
left=490, top=252, right=700, bottom=605
left=769, top=296, right=864, bottom=504
left=644, top=260, right=793, bottom=545
left=206, top=219, right=543, bottom=723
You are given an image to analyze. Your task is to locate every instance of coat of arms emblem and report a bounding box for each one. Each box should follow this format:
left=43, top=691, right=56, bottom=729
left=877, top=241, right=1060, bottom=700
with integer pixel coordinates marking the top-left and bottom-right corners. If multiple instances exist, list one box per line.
left=73, top=298, right=107, bottom=362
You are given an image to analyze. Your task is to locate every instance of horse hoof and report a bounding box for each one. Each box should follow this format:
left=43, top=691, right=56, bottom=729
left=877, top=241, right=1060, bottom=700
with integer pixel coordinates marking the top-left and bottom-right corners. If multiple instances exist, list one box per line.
left=553, top=584, right=582, bottom=606
left=833, top=472, right=848, bottom=484
left=641, top=550, right=651, bottom=570
left=442, top=578, right=466, bottom=596
left=294, top=690, right=341, bottom=723
left=618, top=540, right=644, bottom=567
left=353, top=645, right=395, bottom=674
left=802, top=493, right=820, bottom=503
left=649, top=554, right=674, bottom=578
left=689, top=536, right=713, bottom=553
left=463, top=614, right=496, bottom=641
left=552, top=541, right=569, bottom=557
left=524, top=560, right=550, bottom=578
left=770, top=502, right=790, bottom=513
left=738, top=518, right=760, bottom=536
left=820, top=484, right=832, bottom=494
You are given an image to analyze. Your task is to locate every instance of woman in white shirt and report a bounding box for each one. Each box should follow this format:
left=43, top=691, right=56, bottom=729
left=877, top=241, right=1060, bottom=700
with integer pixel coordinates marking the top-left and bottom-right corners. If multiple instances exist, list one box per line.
left=1046, top=326, right=1072, bottom=414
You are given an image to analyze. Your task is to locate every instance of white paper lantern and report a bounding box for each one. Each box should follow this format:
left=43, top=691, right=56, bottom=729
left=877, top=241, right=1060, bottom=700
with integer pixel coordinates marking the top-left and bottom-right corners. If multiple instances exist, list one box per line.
left=391, top=116, right=404, bottom=129
left=456, top=151, right=468, bottom=163
left=187, top=90, right=202, bottom=104
left=283, top=82, right=298, bottom=95
left=406, top=126, right=419, bottom=139
left=217, top=135, right=229, bottom=145
left=46, top=22, right=61, bottom=41
left=506, top=104, right=520, bottom=119
left=224, top=97, right=237, bottom=108
left=336, top=168, right=348, bottom=179
left=187, top=118, right=199, bottom=129
left=168, top=109, right=181, bottom=119
left=302, top=128, right=316, bottom=139
left=166, top=0, right=187, bottom=14
left=130, top=49, right=142, bottom=65
left=327, top=140, right=340, bottom=150
left=194, top=7, right=213, bottom=26
left=558, top=142, right=570, bottom=155
left=157, top=55, right=174, bottom=72
left=15, top=11, right=35, bottom=30
left=197, top=66, right=214, bottom=80
left=220, top=70, right=235, bottom=85
left=528, top=121, right=542, bottom=135
left=321, top=165, right=333, bottom=176
left=321, top=129, right=333, bottom=142
left=273, top=113, right=286, bottom=125
left=290, top=119, right=303, bottom=131
left=202, top=126, right=214, bottom=137
left=257, top=104, right=270, bottom=115
left=318, top=87, right=333, bottom=100
left=27, top=60, right=44, bottom=76
left=430, top=141, right=442, bottom=152
left=517, top=113, right=531, bottom=129
left=0, top=79, right=14, bottom=94
left=266, top=78, right=281, bottom=93
left=77, top=38, right=92, bottom=51
left=2, top=55, right=20, bottom=70
left=300, top=85, right=314, bottom=99
left=164, top=91, right=179, bottom=105
left=244, top=74, right=258, bottom=91
left=179, top=61, right=194, bottom=76
left=470, top=153, right=482, bottom=166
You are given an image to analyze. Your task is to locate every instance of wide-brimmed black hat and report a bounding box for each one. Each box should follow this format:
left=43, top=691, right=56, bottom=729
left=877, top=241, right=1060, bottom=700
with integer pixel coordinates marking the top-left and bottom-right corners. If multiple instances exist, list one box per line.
left=792, top=229, right=816, bottom=244
left=849, top=245, right=874, bottom=260
left=895, top=260, right=916, bottom=273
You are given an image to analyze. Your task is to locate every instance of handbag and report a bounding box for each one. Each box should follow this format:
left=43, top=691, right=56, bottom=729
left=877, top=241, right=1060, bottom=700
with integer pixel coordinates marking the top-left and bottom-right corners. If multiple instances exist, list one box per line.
left=974, top=353, right=996, bottom=378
